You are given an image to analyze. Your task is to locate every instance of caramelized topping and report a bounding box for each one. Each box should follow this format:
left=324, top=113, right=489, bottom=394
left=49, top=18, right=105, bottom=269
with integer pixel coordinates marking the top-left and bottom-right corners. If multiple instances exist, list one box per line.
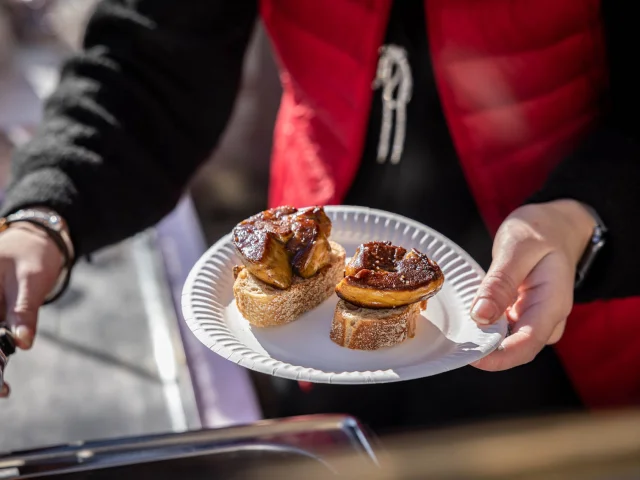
left=336, top=241, right=444, bottom=309
left=286, top=217, right=332, bottom=278
left=232, top=206, right=332, bottom=289
left=297, top=206, right=332, bottom=238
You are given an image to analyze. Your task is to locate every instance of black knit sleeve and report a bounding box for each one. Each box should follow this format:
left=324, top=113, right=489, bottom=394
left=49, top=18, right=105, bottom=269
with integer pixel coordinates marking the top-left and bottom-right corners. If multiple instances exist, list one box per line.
left=0, top=0, right=258, bottom=255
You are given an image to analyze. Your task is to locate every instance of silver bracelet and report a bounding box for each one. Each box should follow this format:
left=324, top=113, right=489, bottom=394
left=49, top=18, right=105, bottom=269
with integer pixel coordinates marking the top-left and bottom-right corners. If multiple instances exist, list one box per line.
left=1, top=208, right=75, bottom=302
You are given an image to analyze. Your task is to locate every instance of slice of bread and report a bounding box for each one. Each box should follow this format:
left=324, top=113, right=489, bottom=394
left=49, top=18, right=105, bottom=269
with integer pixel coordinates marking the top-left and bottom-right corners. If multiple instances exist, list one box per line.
left=234, top=241, right=346, bottom=327
left=330, top=299, right=426, bottom=350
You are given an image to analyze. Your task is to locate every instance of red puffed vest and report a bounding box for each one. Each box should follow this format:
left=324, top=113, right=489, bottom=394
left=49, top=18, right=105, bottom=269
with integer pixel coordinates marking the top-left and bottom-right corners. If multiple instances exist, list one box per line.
left=260, top=0, right=640, bottom=408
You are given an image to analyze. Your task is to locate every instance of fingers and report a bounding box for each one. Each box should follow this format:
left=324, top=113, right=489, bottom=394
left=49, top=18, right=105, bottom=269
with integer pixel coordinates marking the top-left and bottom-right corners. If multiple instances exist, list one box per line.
left=11, top=278, right=40, bottom=350
left=473, top=320, right=567, bottom=371
left=547, top=319, right=566, bottom=345
left=471, top=227, right=551, bottom=325
left=473, top=255, right=572, bottom=371
left=473, top=319, right=549, bottom=371
left=0, top=382, right=10, bottom=398
left=5, top=272, right=42, bottom=350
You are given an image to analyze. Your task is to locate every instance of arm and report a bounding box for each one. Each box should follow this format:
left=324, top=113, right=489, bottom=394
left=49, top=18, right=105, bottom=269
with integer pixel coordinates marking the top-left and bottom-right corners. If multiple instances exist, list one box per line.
left=0, top=0, right=259, bottom=256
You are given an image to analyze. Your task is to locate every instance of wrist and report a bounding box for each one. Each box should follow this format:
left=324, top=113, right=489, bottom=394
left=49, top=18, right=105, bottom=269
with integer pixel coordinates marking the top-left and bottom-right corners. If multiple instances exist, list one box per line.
left=6, top=207, right=73, bottom=258
left=9, top=222, right=65, bottom=265
left=0, top=208, right=74, bottom=303
left=26, top=207, right=74, bottom=257
left=546, top=199, right=597, bottom=264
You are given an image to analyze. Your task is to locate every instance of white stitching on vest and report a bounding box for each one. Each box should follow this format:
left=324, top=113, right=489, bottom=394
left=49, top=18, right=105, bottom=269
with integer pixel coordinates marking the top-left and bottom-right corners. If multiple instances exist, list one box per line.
left=373, top=44, right=413, bottom=165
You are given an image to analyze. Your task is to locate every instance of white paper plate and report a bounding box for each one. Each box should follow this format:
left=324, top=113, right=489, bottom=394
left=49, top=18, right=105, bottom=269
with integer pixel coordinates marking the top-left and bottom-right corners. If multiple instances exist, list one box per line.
left=182, top=206, right=507, bottom=384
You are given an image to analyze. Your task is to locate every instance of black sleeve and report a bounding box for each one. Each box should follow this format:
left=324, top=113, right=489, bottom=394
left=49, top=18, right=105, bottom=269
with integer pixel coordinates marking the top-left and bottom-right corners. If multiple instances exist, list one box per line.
left=526, top=1, right=640, bottom=302
left=0, top=0, right=259, bottom=256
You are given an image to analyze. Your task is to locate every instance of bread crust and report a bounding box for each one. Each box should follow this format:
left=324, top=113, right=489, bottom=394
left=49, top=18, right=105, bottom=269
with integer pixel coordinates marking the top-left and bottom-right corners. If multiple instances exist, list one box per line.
left=330, top=299, right=424, bottom=350
left=233, top=241, right=346, bottom=327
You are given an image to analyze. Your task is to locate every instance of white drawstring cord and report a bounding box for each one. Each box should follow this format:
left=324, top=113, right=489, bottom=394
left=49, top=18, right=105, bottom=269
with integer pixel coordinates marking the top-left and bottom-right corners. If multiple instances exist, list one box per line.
left=373, top=44, right=413, bottom=165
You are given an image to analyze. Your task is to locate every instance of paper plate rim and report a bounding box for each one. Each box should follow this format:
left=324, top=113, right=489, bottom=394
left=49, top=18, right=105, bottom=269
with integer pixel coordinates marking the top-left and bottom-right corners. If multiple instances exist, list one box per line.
left=181, top=205, right=508, bottom=384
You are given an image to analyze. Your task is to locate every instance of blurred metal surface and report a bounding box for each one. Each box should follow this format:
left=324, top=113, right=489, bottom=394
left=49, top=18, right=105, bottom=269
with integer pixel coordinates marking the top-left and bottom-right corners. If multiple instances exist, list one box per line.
left=2, top=408, right=640, bottom=479
left=0, top=415, right=378, bottom=479
left=257, top=409, right=640, bottom=480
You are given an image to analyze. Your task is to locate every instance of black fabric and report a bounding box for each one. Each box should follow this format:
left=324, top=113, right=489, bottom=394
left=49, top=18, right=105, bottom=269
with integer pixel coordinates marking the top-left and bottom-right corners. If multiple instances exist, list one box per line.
left=343, top=0, right=493, bottom=271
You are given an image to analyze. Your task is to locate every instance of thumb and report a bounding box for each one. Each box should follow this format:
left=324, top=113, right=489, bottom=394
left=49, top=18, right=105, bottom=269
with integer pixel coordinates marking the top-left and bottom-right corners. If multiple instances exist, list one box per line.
left=471, top=238, right=546, bottom=325
left=7, top=274, right=43, bottom=350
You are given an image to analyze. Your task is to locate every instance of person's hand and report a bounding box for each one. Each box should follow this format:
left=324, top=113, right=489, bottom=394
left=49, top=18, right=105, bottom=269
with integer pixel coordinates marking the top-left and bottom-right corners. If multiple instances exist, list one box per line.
left=470, top=200, right=596, bottom=371
left=0, top=223, right=63, bottom=397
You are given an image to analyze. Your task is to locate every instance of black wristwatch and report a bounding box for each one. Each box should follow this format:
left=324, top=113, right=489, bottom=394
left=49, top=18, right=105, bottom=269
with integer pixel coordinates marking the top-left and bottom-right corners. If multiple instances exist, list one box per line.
left=575, top=204, right=607, bottom=289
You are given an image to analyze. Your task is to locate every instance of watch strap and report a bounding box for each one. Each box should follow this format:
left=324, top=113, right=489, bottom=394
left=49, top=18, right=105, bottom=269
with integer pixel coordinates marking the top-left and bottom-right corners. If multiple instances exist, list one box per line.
left=575, top=203, right=607, bottom=289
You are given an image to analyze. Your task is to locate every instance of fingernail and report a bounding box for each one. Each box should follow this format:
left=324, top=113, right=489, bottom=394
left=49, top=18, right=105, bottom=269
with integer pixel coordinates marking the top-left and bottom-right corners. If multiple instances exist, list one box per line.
left=471, top=298, right=498, bottom=325
left=14, top=326, right=33, bottom=349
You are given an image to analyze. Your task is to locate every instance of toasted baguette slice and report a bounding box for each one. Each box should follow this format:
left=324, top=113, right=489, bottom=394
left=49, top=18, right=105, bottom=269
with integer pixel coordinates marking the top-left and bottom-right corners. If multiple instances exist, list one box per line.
left=330, top=299, right=426, bottom=350
left=233, top=241, right=346, bottom=327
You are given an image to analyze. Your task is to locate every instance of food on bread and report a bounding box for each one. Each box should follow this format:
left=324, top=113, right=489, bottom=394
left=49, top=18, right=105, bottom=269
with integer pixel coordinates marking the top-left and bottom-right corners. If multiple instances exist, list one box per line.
left=232, top=206, right=345, bottom=327
left=233, top=206, right=332, bottom=289
left=234, top=241, right=345, bottom=327
left=335, top=241, right=444, bottom=308
left=286, top=216, right=332, bottom=279
left=331, top=241, right=444, bottom=350
left=330, top=299, right=425, bottom=350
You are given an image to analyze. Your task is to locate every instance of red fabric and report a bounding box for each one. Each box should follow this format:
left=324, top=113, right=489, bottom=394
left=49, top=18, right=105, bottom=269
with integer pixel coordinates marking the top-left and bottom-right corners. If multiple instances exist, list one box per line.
left=260, top=0, right=640, bottom=408
left=298, top=381, right=314, bottom=393
left=260, top=0, right=392, bottom=208
left=426, top=0, right=608, bottom=231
